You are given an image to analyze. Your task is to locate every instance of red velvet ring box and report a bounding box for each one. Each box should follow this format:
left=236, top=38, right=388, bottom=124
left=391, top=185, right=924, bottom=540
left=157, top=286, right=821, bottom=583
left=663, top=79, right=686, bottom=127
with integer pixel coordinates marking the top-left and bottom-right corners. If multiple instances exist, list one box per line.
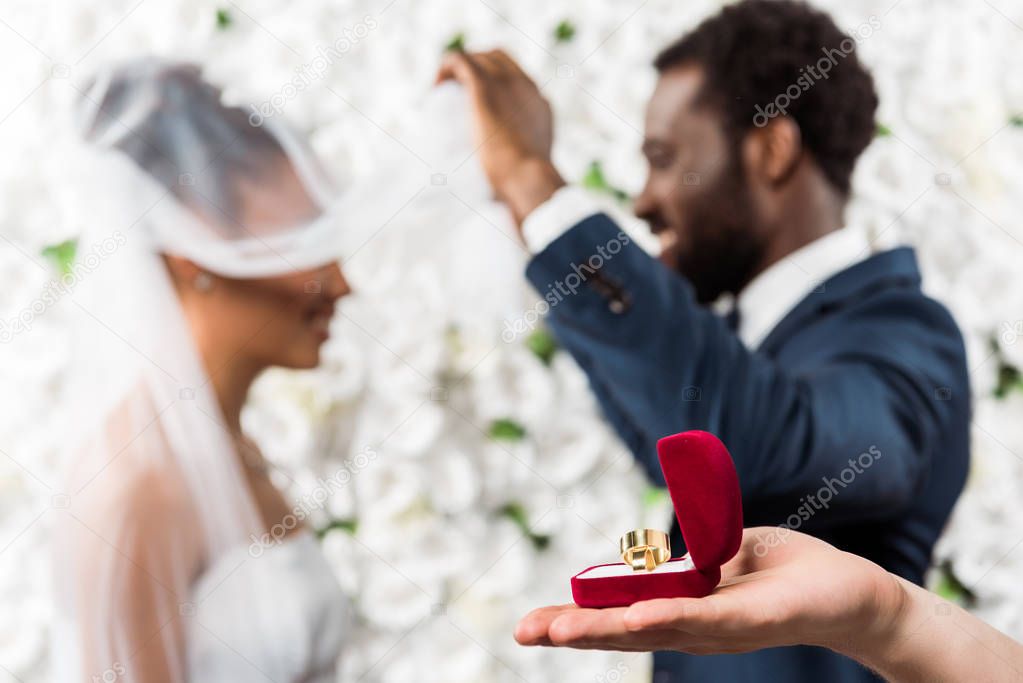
left=571, top=430, right=743, bottom=608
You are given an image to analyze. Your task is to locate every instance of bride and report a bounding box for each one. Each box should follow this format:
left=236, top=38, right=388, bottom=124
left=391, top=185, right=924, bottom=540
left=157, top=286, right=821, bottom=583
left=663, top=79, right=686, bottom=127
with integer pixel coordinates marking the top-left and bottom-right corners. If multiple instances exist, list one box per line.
left=52, top=58, right=352, bottom=681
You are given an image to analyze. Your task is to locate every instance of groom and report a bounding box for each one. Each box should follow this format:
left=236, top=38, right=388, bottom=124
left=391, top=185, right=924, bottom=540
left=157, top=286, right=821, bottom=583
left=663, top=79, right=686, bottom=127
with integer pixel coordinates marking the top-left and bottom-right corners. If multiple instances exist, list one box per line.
left=439, top=1, right=970, bottom=681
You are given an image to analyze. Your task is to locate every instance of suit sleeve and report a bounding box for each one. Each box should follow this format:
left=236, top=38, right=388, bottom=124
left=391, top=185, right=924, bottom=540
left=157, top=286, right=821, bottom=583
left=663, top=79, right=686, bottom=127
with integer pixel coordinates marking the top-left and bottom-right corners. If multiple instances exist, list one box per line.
left=525, top=213, right=962, bottom=526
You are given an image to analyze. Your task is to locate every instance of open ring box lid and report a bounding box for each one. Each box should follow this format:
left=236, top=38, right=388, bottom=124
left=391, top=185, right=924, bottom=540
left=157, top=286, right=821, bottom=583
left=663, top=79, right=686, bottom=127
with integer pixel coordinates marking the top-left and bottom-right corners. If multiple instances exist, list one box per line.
left=571, top=431, right=743, bottom=608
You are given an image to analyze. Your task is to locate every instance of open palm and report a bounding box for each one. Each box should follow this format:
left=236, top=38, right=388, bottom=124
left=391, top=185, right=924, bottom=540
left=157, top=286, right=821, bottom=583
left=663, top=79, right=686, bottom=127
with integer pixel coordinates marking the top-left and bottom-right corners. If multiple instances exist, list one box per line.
left=515, top=527, right=905, bottom=656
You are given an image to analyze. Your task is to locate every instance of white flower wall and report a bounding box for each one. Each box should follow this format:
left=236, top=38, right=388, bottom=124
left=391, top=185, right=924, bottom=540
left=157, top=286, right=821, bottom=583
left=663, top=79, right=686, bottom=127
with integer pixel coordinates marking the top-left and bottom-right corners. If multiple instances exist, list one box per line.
left=1, top=0, right=1022, bottom=681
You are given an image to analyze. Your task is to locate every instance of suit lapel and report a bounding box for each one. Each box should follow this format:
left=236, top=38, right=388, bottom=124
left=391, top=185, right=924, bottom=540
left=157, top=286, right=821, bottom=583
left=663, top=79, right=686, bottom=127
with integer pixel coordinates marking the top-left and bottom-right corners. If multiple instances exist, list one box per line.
left=757, top=247, right=922, bottom=355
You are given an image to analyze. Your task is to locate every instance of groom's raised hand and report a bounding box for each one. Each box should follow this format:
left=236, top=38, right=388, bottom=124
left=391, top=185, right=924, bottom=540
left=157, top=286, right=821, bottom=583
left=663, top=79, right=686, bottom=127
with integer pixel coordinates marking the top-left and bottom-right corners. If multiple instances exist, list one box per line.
left=436, top=50, right=565, bottom=226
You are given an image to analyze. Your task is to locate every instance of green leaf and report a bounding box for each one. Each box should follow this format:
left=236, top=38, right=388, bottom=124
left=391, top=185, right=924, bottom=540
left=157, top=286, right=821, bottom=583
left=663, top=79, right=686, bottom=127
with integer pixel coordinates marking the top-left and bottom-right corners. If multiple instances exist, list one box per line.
left=501, top=501, right=528, bottom=527
left=1010, top=114, right=1023, bottom=128
left=990, top=334, right=1023, bottom=399
left=554, top=20, right=576, bottom=43
left=875, top=122, right=892, bottom=138
left=444, top=32, right=466, bottom=53
left=215, top=8, right=232, bottom=30
left=316, top=518, right=358, bottom=538
left=41, top=239, right=77, bottom=276
left=642, top=486, right=670, bottom=509
left=581, top=160, right=630, bottom=203
left=526, top=328, right=558, bottom=365
left=531, top=534, right=551, bottom=550
left=500, top=502, right=551, bottom=551
left=489, top=418, right=527, bottom=441
left=932, top=560, right=976, bottom=606
left=994, top=362, right=1023, bottom=399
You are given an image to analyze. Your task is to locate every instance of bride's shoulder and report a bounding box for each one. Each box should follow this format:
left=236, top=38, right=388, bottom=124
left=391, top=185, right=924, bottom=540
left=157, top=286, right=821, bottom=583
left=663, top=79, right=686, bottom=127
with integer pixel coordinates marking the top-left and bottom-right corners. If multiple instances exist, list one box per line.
left=65, top=439, right=202, bottom=561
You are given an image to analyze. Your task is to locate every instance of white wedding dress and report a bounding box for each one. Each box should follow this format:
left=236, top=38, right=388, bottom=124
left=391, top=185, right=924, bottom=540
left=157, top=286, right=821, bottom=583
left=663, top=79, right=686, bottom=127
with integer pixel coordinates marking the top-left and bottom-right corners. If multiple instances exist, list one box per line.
left=53, top=527, right=351, bottom=683
left=185, top=531, right=350, bottom=682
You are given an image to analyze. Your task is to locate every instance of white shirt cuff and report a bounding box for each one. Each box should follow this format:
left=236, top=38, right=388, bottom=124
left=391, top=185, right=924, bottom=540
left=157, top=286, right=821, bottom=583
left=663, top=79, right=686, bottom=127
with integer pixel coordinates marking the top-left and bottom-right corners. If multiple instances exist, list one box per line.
left=520, top=186, right=602, bottom=254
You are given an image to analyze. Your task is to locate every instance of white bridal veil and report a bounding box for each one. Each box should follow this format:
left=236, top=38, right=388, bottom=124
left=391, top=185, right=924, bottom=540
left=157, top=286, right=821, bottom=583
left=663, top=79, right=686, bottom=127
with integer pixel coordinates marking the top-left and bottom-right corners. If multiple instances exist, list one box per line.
left=52, top=58, right=346, bottom=681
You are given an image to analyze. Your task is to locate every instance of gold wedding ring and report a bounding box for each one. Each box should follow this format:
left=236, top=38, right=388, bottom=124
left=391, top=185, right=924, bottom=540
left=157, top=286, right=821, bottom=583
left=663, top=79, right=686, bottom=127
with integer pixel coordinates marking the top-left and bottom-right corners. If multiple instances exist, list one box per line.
left=620, top=528, right=671, bottom=572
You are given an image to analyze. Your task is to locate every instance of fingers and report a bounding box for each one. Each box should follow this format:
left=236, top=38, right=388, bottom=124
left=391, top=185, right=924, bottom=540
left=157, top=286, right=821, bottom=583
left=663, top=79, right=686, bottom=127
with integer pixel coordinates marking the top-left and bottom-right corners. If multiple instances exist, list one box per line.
left=516, top=599, right=752, bottom=655
left=489, top=49, right=534, bottom=84
left=623, top=595, right=739, bottom=635
left=514, top=604, right=579, bottom=645
left=435, top=49, right=530, bottom=88
left=516, top=598, right=729, bottom=645
left=435, top=50, right=478, bottom=87
left=545, top=631, right=691, bottom=652
left=547, top=607, right=631, bottom=645
left=472, top=50, right=507, bottom=76
left=546, top=610, right=704, bottom=652
left=517, top=605, right=637, bottom=649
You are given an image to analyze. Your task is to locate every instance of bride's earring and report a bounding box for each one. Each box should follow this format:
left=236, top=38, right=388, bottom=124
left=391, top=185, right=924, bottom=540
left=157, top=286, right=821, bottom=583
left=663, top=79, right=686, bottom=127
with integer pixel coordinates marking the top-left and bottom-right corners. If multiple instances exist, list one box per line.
left=193, top=271, right=213, bottom=292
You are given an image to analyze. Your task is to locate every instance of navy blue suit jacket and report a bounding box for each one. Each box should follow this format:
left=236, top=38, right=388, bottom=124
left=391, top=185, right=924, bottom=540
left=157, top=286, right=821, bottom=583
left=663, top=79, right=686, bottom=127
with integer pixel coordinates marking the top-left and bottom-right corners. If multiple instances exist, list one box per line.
left=525, top=214, right=970, bottom=682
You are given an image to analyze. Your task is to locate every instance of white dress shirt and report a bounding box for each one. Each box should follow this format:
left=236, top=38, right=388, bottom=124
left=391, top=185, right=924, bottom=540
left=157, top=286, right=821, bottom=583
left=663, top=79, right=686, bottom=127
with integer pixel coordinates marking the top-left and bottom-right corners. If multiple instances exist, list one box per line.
left=521, top=186, right=872, bottom=349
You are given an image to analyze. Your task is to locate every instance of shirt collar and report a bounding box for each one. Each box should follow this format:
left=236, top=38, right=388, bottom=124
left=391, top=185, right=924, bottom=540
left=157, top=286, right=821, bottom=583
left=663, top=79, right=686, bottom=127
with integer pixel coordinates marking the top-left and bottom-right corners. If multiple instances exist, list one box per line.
left=736, top=226, right=871, bottom=349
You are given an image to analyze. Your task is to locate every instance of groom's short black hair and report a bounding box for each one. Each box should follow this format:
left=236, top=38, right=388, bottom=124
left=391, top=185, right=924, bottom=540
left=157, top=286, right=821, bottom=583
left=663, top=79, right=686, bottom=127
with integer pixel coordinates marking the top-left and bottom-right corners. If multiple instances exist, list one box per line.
left=655, top=0, right=879, bottom=195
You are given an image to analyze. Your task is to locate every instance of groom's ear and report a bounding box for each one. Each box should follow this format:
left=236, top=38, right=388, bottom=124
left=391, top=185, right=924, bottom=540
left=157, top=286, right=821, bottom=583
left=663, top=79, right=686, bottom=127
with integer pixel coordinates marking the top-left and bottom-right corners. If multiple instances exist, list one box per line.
left=744, top=116, right=802, bottom=188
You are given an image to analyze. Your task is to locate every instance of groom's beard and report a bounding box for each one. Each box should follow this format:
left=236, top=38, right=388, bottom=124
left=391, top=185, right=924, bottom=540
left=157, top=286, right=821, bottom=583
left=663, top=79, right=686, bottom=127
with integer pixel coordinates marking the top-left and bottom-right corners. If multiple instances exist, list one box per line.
left=673, top=162, right=764, bottom=305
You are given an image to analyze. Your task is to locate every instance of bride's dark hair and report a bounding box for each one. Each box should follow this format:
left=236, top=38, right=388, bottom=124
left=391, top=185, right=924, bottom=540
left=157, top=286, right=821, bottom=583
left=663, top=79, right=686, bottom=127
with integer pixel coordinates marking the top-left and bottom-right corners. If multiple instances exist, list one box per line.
left=81, top=59, right=288, bottom=230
